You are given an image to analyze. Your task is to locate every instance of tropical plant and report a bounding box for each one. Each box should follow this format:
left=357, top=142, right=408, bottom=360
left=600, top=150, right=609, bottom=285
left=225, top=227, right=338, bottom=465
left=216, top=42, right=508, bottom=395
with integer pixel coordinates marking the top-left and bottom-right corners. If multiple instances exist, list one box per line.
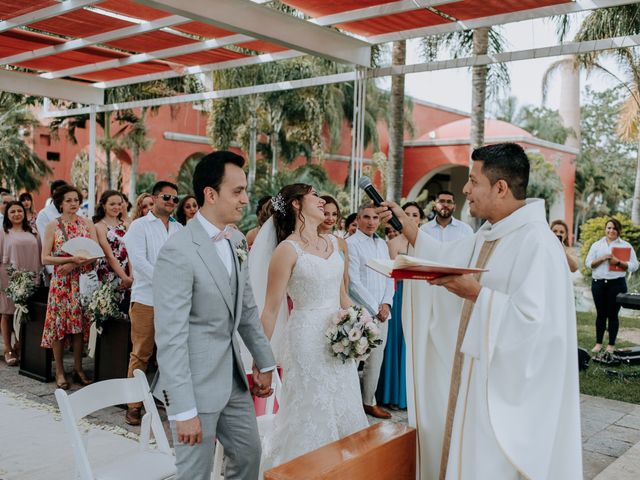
left=0, top=92, right=52, bottom=192
left=527, top=152, right=562, bottom=215
left=571, top=4, right=640, bottom=222
left=50, top=77, right=201, bottom=191
left=574, top=87, right=636, bottom=236
left=422, top=27, right=510, bottom=152
left=136, top=172, right=157, bottom=196
left=118, top=108, right=153, bottom=197
left=494, top=96, right=573, bottom=144
left=387, top=40, right=406, bottom=203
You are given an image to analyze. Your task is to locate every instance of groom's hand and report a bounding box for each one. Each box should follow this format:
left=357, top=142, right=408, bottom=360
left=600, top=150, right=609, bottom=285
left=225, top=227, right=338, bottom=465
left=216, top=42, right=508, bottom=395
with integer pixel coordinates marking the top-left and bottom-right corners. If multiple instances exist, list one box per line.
left=176, top=416, right=203, bottom=446
left=252, top=367, right=274, bottom=398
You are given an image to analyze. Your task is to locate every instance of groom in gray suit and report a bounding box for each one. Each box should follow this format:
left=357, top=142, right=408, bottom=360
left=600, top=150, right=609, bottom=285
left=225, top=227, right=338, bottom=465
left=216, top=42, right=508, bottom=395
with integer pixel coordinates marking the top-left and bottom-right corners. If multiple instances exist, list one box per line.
left=153, top=151, right=276, bottom=480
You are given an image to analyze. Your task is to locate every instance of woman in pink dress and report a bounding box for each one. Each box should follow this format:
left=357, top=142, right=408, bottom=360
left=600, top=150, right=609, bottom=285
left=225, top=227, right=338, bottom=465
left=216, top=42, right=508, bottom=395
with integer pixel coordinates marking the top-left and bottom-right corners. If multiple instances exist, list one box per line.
left=41, top=185, right=98, bottom=389
left=1, top=201, right=41, bottom=366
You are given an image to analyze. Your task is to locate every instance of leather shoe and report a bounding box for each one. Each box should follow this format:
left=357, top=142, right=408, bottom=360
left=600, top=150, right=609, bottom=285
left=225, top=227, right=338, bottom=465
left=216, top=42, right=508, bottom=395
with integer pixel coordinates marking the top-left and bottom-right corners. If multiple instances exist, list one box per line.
left=363, top=404, right=392, bottom=419
left=125, top=407, right=142, bottom=426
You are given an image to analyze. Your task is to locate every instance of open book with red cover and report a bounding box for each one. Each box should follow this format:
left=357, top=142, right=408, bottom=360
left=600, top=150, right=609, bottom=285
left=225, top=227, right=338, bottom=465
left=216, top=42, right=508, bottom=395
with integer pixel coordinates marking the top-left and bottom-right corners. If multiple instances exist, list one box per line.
left=610, top=247, right=631, bottom=272
left=366, top=254, right=487, bottom=281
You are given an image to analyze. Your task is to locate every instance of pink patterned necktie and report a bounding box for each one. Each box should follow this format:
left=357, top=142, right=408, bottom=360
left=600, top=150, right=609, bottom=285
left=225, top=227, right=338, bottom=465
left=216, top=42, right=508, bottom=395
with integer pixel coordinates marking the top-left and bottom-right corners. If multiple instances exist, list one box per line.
left=212, top=227, right=232, bottom=242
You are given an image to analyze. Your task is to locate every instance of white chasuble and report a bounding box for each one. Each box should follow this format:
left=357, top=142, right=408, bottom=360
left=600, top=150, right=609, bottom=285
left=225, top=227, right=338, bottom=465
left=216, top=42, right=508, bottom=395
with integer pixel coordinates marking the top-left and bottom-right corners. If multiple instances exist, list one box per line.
left=404, top=200, right=582, bottom=480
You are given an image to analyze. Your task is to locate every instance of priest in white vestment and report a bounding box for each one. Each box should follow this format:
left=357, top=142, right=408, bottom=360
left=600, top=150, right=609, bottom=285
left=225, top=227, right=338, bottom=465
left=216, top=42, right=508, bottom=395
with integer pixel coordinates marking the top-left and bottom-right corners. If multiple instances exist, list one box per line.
left=379, top=143, right=582, bottom=480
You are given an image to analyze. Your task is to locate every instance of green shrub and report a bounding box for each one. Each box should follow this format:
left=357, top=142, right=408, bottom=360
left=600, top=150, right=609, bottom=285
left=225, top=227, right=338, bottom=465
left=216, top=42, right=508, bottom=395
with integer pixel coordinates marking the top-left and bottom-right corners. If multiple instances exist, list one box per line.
left=580, top=214, right=640, bottom=281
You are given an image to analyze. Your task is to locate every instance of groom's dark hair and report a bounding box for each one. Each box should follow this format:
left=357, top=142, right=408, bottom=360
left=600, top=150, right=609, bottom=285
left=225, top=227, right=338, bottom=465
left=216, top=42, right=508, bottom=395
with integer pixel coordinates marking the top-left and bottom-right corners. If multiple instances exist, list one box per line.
left=193, top=151, right=245, bottom=207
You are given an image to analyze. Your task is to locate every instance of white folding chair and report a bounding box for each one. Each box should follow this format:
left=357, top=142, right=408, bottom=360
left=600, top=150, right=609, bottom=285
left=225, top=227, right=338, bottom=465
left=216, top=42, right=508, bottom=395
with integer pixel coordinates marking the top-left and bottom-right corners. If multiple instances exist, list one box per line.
left=212, top=369, right=283, bottom=480
left=55, top=369, right=176, bottom=480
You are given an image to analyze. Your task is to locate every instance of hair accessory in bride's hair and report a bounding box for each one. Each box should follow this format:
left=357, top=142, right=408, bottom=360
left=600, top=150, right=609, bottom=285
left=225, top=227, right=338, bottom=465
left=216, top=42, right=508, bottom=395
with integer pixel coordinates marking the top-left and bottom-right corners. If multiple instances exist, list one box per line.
left=271, top=193, right=286, bottom=216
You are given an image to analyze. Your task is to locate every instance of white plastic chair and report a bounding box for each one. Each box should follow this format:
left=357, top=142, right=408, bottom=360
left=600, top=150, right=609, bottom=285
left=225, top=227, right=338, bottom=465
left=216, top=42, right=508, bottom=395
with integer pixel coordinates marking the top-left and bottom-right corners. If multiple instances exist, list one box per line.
left=55, top=369, right=176, bottom=480
left=212, top=369, right=283, bottom=480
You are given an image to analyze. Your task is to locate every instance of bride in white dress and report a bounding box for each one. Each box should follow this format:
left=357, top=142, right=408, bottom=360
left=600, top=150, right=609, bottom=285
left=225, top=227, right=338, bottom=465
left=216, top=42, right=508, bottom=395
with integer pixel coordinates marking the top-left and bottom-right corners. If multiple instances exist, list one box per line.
left=250, top=183, right=368, bottom=471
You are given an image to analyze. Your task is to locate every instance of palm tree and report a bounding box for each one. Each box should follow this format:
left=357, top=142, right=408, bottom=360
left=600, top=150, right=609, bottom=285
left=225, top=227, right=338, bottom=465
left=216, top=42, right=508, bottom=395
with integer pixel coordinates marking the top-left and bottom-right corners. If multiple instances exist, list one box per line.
left=0, top=92, right=52, bottom=192
left=387, top=40, right=406, bottom=203
left=572, top=4, right=640, bottom=222
left=118, top=108, right=153, bottom=198
left=208, top=57, right=348, bottom=185
left=50, top=77, right=201, bottom=190
left=422, top=28, right=509, bottom=153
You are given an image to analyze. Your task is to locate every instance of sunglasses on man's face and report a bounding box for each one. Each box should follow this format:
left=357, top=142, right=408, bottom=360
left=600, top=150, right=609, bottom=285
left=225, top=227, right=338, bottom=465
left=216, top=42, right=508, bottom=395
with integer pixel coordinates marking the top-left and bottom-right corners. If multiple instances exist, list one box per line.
left=158, top=194, right=179, bottom=203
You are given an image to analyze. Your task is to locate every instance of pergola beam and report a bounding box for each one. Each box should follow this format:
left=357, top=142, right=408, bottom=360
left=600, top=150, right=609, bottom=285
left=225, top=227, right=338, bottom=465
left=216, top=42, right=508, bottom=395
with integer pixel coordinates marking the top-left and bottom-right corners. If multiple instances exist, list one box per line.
left=41, top=32, right=640, bottom=117
left=0, top=15, right=190, bottom=66
left=41, top=33, right=250, bottom=79
left=133, top=0, right=371, bottom=66
left=0, top=68, right=104, bottom=104
left=311, top=0, right=457, bottom=26
left=94, top=50, right=304, bottom=89
left=0, top=0, right=104, bottom=33
left=370, top=0, right=640, bottom=44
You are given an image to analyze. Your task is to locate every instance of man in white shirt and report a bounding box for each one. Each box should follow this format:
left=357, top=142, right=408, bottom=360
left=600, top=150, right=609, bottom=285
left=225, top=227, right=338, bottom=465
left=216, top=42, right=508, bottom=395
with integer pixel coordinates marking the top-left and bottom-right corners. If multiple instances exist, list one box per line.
left=0, top=188, right=12, bottom=224
left=347, top=203, right=394, bottom=419
left=421, top=190, right=474, bottom=242
left=35, top=180, right=67, bottom=278
left=123, top=180, right=183, bottom=425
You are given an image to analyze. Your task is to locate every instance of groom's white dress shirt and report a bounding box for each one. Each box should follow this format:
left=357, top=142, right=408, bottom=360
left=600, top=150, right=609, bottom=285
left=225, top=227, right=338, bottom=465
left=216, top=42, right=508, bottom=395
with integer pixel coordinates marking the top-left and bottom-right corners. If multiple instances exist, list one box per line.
left=170, top=212, right=275, bottom=422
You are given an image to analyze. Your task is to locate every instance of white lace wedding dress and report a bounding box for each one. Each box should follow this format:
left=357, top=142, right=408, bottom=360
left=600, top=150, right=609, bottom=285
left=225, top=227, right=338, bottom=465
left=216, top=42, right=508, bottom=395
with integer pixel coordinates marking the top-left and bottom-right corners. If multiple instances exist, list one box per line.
left=261, top=236, right=368, bottom=471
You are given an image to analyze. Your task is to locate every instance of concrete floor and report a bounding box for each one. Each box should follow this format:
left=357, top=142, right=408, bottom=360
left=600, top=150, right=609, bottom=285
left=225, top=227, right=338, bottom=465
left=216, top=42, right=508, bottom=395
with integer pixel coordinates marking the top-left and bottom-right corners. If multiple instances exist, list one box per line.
left=0, top=342, right=639, bottom=479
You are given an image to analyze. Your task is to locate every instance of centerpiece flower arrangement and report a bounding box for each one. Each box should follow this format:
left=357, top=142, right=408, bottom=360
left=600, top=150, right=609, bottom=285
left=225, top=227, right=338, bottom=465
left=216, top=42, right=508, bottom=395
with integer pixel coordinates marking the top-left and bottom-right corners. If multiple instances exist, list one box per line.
left=86, top=280, right=125, bottom=333
left=325, top=305, right=382, bottom=363
left=5, top=266, right=37, bottom=327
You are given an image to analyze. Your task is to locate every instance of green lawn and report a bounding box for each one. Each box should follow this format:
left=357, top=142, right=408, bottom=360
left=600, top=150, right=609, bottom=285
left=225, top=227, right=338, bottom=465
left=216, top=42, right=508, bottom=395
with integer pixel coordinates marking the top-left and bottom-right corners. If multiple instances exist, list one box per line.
left=577, top=311, right=640, bottom=404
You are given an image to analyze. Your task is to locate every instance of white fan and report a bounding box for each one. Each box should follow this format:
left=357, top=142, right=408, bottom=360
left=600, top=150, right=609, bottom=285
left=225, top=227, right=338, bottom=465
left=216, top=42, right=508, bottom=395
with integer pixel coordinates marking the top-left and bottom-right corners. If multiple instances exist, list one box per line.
left=61, top=237, right=104, bottom=259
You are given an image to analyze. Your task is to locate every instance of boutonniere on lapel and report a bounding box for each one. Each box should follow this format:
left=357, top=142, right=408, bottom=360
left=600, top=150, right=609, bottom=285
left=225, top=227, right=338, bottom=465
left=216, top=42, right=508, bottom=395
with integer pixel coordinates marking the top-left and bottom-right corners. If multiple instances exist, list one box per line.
left=235, top=239, right=248, bottom=266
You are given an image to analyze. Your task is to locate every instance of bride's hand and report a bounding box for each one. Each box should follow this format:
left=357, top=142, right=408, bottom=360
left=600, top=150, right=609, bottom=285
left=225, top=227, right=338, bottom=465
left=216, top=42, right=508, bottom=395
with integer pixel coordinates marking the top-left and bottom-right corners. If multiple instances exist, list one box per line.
left=252, top=367, right=274, bottom=398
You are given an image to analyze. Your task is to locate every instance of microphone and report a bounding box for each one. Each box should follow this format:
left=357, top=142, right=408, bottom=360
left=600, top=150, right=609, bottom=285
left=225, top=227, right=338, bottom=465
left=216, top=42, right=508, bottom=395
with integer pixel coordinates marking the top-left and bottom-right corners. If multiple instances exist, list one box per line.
left=358, top=176, right=403, bottom=232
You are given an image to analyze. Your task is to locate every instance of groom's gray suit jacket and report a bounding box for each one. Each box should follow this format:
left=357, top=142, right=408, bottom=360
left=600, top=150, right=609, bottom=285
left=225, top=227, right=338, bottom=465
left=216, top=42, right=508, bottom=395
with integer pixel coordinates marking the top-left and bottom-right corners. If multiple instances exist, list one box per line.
left=152, top=219, right=275, bottom=416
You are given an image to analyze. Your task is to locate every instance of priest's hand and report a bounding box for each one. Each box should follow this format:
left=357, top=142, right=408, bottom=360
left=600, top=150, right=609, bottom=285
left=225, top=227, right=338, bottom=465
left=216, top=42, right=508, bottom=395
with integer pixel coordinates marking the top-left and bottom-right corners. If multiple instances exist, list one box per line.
left=429, top=274, right=482, bottom=303
left=376, top=201, right=419, bottom=246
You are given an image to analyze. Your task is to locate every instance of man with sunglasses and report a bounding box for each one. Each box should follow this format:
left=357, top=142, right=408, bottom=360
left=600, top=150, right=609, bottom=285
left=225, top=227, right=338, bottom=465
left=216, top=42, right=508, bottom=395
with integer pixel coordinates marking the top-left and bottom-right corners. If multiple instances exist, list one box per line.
left=421, top=190, right=473, bottom=242
left=123, top=180, right=182, bottom=425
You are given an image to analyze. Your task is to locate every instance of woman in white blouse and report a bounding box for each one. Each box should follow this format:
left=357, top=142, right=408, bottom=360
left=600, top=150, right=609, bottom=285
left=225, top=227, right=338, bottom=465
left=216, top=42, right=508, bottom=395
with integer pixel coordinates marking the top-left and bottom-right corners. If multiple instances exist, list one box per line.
left=585, top=218, right=639, bottom=357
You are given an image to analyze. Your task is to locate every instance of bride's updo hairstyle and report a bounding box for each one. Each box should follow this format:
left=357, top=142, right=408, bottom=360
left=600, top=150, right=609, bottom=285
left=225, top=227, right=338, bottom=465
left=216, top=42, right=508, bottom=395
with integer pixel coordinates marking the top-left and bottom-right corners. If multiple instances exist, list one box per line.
left=272, top=183, right=313, bottom=243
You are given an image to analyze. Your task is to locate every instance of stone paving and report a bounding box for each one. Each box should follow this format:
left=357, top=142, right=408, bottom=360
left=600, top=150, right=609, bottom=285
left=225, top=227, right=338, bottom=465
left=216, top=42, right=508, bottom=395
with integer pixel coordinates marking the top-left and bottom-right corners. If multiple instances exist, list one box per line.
left=0, top=342, right=639, bottom=478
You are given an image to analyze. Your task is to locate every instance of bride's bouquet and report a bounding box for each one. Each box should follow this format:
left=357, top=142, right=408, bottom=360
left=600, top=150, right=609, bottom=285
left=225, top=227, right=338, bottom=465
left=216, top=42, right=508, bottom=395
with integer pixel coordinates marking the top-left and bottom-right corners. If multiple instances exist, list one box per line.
left=325, top=305, right=382, bottom=363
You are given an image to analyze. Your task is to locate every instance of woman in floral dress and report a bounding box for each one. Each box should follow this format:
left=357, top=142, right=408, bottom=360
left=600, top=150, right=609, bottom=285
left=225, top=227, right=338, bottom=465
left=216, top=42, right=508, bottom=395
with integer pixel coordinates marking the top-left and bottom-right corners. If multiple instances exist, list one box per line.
left=93, top=190, right=131, bottom=289
left=41, top=185, right=98, bottom=389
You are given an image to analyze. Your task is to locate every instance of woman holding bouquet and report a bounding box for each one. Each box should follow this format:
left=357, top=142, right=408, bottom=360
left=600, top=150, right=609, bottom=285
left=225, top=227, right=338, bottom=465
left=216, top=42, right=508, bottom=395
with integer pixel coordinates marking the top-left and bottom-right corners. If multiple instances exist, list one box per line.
left=41, top=185, right=98, bottom=389
left=93, top=190, right=131, bottom=289
left=0, top=201, right=41, bottom=366
left=252, top=184, right=368, bottom=471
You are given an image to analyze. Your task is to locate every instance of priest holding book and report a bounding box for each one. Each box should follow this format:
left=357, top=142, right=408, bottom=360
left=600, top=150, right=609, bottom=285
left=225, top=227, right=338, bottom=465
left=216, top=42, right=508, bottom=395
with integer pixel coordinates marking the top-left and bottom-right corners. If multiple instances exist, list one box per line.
left=378, top=143, right=582, bottom=480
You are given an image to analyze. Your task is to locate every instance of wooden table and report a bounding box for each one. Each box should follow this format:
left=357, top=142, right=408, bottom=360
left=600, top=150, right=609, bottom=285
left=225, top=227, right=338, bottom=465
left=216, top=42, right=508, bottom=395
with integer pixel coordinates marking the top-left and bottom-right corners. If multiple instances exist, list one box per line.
left=264, top=421, right=416, bottom=480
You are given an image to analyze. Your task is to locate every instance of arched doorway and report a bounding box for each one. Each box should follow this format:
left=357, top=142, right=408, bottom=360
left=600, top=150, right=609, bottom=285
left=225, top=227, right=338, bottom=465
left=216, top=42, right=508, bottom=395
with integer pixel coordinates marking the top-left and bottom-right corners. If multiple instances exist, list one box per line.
left=406, top=164, right=469, bottom=219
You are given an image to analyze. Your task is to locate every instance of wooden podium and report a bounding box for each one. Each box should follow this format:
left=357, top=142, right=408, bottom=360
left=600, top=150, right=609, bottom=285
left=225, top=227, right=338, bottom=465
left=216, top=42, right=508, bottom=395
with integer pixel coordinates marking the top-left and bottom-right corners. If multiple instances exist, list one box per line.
left=264, top=422, right=416, bottom=480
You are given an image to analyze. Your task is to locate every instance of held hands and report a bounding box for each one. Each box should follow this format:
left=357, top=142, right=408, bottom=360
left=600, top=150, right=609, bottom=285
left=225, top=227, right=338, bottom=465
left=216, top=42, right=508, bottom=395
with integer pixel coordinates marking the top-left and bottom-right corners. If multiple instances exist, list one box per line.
left=58, top=263, right=77, bottom=275
left=376, top=304, right=391, bottom=322
left=429, top=274, right=482, bottom=303
left=251, top=365, right=274, bottom=398
left=176, top=415, right=203, bottom=446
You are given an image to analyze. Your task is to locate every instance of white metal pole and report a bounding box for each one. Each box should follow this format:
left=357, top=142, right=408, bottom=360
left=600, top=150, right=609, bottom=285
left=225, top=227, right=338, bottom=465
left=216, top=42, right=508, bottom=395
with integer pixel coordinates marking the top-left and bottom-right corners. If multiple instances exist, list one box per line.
left=88, top=105, right=96, bottom=217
